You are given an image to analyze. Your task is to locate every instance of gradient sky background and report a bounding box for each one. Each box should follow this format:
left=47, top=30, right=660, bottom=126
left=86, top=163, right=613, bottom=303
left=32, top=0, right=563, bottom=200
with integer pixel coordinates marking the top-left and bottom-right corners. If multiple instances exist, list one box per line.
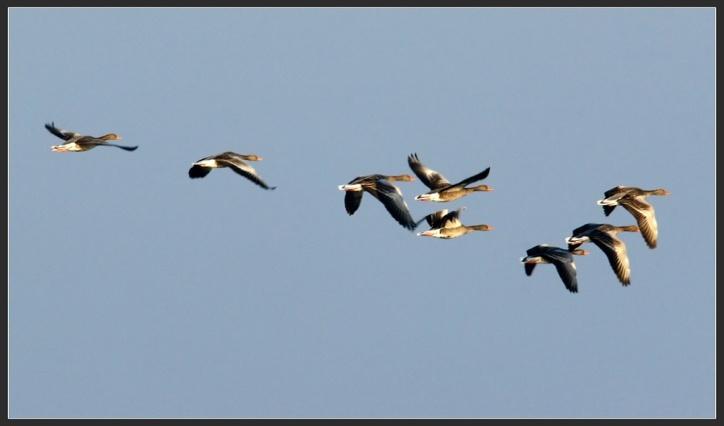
left=9, top=8, right=714, bottom=418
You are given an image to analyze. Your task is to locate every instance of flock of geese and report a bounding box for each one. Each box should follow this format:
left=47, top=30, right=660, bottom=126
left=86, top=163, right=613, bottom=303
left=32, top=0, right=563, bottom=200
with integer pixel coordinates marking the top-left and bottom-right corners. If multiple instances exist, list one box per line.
left=45, top=122, right=670, bottom=293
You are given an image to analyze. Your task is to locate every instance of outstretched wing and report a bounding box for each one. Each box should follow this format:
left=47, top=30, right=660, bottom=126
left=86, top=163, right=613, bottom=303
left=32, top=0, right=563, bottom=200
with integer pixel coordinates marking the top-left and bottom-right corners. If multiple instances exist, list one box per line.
left=344, top=191, right=364, bottom=216
left=82, top=140, right=138, bottom=151
left=188, top=165, right=212, bottom=179
left=415, top=209, right=448, bottom=229
left=553, top=261, right=579, bottom=293
left=407, top=153, right=450, bottom=190
left=439, top=208, right=464, bottom=228
left=604, top=186, right=627, bottom=198
left=590, top=231, right=632, bottom=285
left=44, top=122, right=79, bottom=141
left=567, top=223, right=600, bottom=251
left=600, top=186, right=630, bottom=216
left=621, top=198, right=659, bottom=249
left=368, top=180, right=418, bottom=230
left=442, top=167, right=491, bottom=191
left=218, top=157, right=276, bottom=190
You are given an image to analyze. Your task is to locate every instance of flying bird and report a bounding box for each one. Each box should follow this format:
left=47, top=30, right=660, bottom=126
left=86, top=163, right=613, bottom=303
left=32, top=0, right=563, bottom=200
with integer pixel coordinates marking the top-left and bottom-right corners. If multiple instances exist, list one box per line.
left=45, top=122, right=137, bottom=152
left=597, top=185, right=670, bottom=248
left=338, top=174, right=418, bottom=230
left=188, top=151, right=276, bottom=190
left=407, top=153, right=492, bottom=202
left=521, top=244, right=589, bottom=293
left=565, top=223, right=639, bottom=285
left=416, top=207, right=493, bottom=239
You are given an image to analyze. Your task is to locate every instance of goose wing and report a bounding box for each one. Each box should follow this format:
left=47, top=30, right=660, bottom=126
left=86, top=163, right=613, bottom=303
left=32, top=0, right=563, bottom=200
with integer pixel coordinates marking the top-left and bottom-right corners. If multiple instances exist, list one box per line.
left=79, top=139, right=138, bottom=151
left=189, top=164, right=213, bottom=179
left=367, top=180, right=418, bottom=230
left=523, top=245, right=548, bottom=276
left=601, top=186, right=629, bottom=216
left=44, top=122, right=79, bottom=141
left=572, top=223, right=602, bottom=236
left=621, top=198, right=659, bottom=249
left=439, top=167, right=491, bottom=192
left=603, top=186, right=627, bottom=198
left=539, top=246, right=575, bottom=263
left=439, top=209, right=464, bottom=228
left=344, top=191, right=364, bottom=216
left=539, top=247, right=578, bottom=293
left=567, top=223, right=601, bottom=250
left=407, top=153, right=450, bottom=190
left=590, top=230, right=632, bottom=285
left=552, top=261, right=579, bottom=293
left=416, top=209, right=448, bottom=229
left=218, top=157, right=276, bottom=190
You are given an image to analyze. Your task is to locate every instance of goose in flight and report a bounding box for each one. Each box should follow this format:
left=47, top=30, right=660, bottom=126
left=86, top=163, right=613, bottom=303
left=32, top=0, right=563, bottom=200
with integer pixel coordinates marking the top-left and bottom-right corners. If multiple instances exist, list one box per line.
left=188, top=151, right=276, bottom=190
left=565, top=223, right=639, bottom=285
left=407, top=153, right=492, bottom=202
left=416, top=207, right=493, bottom=239
left=338, top=174, right=418, bottom=230
left=597, top=185, right=670, bottom=249
left=521, top=244, right=589, bottom=293
left=45, top=122, right=137, bottom=152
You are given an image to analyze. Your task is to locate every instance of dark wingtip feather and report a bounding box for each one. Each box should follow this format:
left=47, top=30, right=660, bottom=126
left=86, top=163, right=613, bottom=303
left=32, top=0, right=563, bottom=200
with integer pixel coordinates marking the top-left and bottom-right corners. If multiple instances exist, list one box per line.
left=188, top=165, right=211, bottom=179
left=524, top=262, right=536, bottom=276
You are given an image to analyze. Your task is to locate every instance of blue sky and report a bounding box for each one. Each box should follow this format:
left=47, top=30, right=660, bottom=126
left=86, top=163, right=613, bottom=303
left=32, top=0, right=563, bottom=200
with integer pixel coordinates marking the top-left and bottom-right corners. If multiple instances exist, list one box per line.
left=9, top=8, right=714, bottom=418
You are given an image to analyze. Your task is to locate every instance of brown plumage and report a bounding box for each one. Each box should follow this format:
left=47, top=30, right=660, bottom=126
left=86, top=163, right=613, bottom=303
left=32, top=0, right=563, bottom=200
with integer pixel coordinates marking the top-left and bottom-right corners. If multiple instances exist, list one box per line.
left=188, top=151, right=276, bottom=190
left=597, top=186, right=670, bottom=249
left=407, top=153, right=492, bottom=202
left=45, top=122, right=137, bottom=152
left=416, top=208, right=493, bottom=239
left=338, top=174, right=418, bottom=230
left=521, top=245, right=589, bottom=293
left=565, top=223, right=639, bottom=286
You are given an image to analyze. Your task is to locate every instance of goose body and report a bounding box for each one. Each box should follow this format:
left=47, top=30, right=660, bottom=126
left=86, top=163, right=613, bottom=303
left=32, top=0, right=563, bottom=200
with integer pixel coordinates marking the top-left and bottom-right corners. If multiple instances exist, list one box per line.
left=521, top=244, right=589, bottom=293
left=407, top=153, right=492, bottom=202
left=565, top=223, right=639, bottom=285
left=45, top=122, right=137, bottom=152
left=597, top=185, right=670, bottom=248
left=416, top=208, right=493, bottom=239
left=189, top=151, right=276, bottom=190
left=338, top=174, right=418, bottom=230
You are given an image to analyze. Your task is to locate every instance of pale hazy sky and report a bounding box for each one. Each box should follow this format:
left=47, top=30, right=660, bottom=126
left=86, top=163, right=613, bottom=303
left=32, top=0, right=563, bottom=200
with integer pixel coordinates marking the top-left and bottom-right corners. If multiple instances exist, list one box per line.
left=9, top=8, right=714, bottom=418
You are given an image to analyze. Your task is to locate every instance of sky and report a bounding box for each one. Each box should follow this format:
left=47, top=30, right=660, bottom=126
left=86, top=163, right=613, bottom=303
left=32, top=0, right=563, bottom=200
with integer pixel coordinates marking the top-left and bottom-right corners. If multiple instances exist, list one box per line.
left=8, top=8, right=715, bottom=419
